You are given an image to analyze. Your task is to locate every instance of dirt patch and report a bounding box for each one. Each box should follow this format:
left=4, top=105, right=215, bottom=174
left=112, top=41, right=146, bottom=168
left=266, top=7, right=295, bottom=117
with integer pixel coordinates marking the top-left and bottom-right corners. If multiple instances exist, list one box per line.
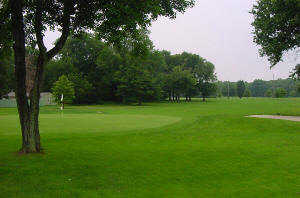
left=246, top=115, right=300, bottom=122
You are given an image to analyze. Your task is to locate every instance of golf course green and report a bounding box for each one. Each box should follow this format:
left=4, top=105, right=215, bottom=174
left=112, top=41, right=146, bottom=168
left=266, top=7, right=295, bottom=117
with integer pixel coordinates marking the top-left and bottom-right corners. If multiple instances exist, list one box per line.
left=0, top=98, right=299, bottom=197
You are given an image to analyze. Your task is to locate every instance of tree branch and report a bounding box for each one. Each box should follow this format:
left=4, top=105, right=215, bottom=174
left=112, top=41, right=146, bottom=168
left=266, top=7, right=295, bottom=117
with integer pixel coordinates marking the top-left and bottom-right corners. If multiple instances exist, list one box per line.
left=34, top=0, right=46, bottom=53
left=46, top=1, right=72, bottom=61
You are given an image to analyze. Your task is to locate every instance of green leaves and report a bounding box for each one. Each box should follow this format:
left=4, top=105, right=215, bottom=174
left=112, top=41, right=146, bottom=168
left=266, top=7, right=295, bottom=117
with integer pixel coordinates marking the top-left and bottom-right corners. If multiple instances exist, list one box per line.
left=250, top=0, right=300, bottom=66
left=244, top=88, right=251, bottom=98
left=236, top=80, right=246, bottom=99
left=51, top=75, right=75, bottom=104
left=275, top=87, right=288, bottom=98
left=115, top=56, right=158, bottom=104
left=67, top=73, right=93, bottom=104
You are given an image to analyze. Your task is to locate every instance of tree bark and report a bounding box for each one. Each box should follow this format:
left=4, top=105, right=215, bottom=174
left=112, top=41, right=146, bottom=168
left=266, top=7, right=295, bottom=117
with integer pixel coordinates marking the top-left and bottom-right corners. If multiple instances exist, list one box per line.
left=176, top=95, right=180, bottom=103
left=172, top=92, right=175, bottom=102
left=10, top=0, right=39, bottom=153
left=10, top=0, right=71, bottom=153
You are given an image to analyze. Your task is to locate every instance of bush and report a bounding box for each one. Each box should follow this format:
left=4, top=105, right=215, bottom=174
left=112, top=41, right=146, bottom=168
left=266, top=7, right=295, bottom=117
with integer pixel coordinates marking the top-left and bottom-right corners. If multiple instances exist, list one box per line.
left=51, top=75, right=75, bottom=105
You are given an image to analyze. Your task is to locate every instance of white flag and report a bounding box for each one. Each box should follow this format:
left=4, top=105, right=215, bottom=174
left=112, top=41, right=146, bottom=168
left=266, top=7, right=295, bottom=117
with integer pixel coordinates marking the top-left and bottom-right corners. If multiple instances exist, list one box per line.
left=61, top=94, right=64, bottom=102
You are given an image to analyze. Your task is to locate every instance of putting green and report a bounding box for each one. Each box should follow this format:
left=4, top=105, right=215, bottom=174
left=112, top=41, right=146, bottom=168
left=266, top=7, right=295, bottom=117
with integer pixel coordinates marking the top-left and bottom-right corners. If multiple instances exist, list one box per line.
left=0, top=114, right=181, bottom=135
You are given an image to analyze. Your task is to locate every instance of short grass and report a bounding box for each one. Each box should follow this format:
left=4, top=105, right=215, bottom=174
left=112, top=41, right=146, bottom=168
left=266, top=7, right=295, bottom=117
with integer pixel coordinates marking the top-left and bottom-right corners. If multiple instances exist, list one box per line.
left=0, top=98, right=299, bottom=198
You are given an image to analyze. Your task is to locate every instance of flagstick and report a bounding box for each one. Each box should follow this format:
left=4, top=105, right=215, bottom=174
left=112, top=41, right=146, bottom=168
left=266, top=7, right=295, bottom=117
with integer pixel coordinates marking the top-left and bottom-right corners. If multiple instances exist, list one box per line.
left=60, top=94, right=64, bottom=118
left=61, top=94, right=64, bottom=110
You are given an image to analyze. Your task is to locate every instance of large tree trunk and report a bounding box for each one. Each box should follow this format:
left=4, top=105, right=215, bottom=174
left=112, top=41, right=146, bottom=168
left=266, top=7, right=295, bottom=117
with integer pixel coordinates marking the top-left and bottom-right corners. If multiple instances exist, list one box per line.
left=11, top=0, right=43, bottom=153
left=17, top=57, right=45, bottom=153
left=19, top=58, right=44, bottom=153
left=21, top=87, right=41, bottom=153
left=10, top=0, right=70, bottom=153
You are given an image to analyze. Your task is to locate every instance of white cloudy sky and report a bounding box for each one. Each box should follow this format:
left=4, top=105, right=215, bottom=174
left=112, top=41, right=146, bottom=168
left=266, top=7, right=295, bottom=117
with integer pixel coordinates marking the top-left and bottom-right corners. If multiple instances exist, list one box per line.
left=45, top=0, right=299, bottom=82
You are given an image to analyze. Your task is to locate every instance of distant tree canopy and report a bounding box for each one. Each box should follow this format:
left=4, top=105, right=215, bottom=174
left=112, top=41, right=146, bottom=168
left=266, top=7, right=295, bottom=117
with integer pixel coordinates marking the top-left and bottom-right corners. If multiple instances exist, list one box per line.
left=236, top=80, right=246, bottom=99
left=199, top=82, right=217, bottom=101
left=217, top=78, right=299, bottom=98
left=115, top=59, right=158, bottom=105
left=251, top=0, right=300, bottom=66
left=67, top=73, right=93, bottom=104
left=218, top=81, right=236, bottom=97
left=244, top=88, right=251, bottom=98
left=275, top=88, right=287, bottom=98
left=40, top=33, right=217, bottom=104
left=250, top=79, right=268, bottom=97
left=265, top=89, right=273, bottom=97
left=51, top=75, right=75, bottom=107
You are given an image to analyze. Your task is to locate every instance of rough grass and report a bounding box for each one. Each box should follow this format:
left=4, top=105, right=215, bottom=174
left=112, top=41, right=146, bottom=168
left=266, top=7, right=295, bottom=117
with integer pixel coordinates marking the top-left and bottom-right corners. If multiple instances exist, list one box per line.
left=0, top=98, right=299, bottom=197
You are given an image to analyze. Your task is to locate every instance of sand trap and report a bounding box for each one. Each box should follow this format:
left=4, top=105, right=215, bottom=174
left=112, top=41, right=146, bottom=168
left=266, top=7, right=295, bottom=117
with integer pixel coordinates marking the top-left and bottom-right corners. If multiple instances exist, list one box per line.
left=246, top=115, right=300, bottom=122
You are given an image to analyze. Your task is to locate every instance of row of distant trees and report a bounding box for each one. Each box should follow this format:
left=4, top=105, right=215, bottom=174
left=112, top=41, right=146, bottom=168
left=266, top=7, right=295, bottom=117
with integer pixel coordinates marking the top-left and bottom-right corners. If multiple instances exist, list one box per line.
left=0, top=33, right=217, bottom=105
left=1, top=35, right=299, bottom=104
left=216, top=78, right=300, bottom=98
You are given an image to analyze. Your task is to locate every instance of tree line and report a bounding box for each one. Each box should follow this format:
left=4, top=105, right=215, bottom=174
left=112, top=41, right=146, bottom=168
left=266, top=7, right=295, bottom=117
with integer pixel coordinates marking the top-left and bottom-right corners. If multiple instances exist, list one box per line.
left=1, top=33, right=217, bottom=105
left=217, top=78, right=300, bottom=98
left=2, top=34, right=299, bottom=104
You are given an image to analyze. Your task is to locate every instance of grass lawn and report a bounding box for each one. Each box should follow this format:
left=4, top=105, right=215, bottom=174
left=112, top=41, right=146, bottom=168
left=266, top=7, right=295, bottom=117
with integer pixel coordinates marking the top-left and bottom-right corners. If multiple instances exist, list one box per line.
left=0, top=98, right=299, bottom=197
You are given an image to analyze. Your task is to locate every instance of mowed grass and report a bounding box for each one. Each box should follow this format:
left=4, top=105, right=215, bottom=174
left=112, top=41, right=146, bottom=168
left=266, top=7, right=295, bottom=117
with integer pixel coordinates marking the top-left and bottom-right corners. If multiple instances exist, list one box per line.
left=0, top=98, right=299, bottom=198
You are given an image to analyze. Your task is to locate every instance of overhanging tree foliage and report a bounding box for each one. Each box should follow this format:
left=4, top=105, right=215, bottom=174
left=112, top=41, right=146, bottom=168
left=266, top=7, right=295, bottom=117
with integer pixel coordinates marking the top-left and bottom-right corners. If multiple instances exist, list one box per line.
left=0, top=0, right=194, bottom=153
left=250, top=0, right=300, bottom=66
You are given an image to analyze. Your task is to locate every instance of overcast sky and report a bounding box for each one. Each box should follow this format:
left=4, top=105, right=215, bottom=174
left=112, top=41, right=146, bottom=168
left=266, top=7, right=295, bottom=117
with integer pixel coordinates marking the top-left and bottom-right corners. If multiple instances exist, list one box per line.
left=45, top=0, right=299, bottom=82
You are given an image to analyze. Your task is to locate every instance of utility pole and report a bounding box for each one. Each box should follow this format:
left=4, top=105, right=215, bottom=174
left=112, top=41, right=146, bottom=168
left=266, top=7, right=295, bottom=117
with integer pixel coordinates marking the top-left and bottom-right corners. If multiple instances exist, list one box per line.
left=227, top=81, right=230, bottom=99
left=272, top=73, right=275, bottom=97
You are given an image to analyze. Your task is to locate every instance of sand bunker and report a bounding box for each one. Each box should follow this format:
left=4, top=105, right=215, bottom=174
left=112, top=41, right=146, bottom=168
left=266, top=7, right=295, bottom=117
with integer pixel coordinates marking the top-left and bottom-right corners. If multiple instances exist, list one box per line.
left=246, top=115, right=300, bottom=122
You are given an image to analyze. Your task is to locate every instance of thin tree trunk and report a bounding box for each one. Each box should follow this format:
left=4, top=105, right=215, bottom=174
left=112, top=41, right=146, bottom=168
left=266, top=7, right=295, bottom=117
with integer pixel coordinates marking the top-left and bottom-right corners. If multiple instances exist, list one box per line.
left=172, top=92, right=175, bottom=102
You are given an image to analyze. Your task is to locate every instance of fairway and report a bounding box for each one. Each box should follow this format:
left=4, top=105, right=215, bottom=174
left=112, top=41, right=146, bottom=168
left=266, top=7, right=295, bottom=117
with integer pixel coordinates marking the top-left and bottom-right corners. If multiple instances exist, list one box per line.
left=0, top=98, right=300, bottom=197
